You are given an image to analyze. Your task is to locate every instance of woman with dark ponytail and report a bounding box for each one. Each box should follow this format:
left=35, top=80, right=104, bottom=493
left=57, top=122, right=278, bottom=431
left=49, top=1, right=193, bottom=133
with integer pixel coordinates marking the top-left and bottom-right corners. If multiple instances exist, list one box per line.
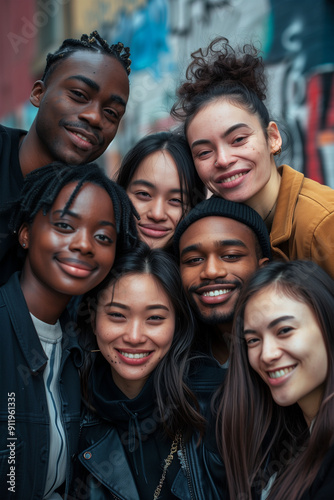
left=172, top=37, right=334, bottom=279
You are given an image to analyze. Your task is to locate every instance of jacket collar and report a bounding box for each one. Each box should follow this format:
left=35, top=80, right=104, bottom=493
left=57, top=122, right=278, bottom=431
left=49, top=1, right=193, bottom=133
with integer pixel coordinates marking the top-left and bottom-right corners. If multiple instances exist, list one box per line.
left=79, top=427, right=141, bottom=500
left=1, top=272, right=48, bottom=372
left=59, top=312, right=83, bottom=368
left=1, top=272, right=82, bottom=372
left=270, top=165, right=304, bottom=245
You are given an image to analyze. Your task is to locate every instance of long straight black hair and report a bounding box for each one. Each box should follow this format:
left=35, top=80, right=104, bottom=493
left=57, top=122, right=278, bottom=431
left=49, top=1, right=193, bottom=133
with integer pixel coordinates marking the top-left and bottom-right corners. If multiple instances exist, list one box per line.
left=116, top=130, right=206, bottom=211
left=78, top=243, right=206, bottom=438
left=217, top=260, right=334, bottom=499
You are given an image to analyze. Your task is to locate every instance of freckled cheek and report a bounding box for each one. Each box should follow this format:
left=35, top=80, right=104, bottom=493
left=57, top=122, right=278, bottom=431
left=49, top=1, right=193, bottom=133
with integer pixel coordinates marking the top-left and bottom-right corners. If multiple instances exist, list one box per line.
left=196, top=165, right=212, bottom=180
left=95, top=327, right=118, bottom=348
left=171, top=208, right=183, bottom=226
left=97, top=337, right=120, bottom=365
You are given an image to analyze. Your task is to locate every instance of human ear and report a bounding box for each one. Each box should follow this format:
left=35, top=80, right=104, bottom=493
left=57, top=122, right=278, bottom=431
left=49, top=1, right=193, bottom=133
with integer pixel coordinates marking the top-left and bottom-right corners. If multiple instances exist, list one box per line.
left=267, top=121, right=282, bottom=154
left=258, top=257, right=270, bottom=268
left=18, top=223, right=30, bottom=250
left=30, top=80, right=46, bottom=108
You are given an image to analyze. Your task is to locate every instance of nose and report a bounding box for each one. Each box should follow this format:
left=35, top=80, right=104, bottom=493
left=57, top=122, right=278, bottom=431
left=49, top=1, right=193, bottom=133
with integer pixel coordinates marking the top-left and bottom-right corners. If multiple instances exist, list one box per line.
left=124, top=320, right=146, bottom=344
left=260, top=335, right=281, bottom=365
left=215, top=146, right=235, bottom=169
left=69, top=228, right=94, bottom=255
left=78, top=102, right=103, bottom=129
left=147, top=197, right=168, bottom=222
left=200, top=255, right=227, bottom=280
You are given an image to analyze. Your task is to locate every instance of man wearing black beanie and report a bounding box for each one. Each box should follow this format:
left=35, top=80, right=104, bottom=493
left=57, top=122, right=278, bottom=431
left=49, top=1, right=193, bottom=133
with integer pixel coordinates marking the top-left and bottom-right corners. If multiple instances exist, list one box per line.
left=174, top=196, right=271, bottom=365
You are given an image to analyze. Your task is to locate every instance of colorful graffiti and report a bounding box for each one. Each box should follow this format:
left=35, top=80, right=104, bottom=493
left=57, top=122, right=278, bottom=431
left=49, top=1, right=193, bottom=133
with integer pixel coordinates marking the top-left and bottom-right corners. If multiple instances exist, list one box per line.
left=101, top=0, right=171, bottom=76
left=103, top=0, right=334, bottom=186
left=265, top=0, right=334, bottom=185
left=2, top=0, right=333, bottom=185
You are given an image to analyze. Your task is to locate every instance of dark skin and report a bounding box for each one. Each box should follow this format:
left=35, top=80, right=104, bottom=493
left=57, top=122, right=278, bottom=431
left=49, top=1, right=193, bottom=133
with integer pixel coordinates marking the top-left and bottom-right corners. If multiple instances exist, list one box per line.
left=18, top=50, right=130, bottom=177
left=18, top=182, right=117, bottom=324
left=179, top=216, right=268, bottom=364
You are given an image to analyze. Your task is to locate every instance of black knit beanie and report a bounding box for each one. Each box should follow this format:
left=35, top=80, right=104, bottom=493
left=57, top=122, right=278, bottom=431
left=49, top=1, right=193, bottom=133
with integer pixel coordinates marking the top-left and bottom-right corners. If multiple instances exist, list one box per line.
left=173, top=196, right=271, bottom=259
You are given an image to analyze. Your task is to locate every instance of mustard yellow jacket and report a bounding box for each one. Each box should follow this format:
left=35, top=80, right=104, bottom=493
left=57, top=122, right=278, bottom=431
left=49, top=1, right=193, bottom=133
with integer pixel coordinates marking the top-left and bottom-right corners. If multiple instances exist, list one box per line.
left=271, top=165, right=334, bottom=279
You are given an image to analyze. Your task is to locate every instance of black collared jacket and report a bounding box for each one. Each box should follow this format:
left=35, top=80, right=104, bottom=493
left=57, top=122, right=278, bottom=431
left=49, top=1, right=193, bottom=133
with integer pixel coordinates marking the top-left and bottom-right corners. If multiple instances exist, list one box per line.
left=0, top=272, right=83, bottom=499
left=69, top=356, right=227, bottom=500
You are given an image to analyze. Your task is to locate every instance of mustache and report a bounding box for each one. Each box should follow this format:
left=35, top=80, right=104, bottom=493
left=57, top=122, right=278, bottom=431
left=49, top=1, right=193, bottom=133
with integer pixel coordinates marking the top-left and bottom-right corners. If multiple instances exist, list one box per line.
left=189, top=279, right=242, bottom=294
left=59, top=119, right=103, bottom=145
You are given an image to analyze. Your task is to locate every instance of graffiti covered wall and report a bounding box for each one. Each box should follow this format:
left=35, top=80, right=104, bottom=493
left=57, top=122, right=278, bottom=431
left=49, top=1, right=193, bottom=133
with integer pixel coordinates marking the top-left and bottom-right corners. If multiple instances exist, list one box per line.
left=97, top=0, right=334, bottom=186
left=2, top=0, right=333, bottom=185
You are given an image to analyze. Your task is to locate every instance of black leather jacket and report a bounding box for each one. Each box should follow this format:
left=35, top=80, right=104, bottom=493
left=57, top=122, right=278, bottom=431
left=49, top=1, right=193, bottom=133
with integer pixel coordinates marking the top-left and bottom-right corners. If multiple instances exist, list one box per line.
left=70, top=413, right=225, bottom=500
left=69, top=356, right=227, bottom=500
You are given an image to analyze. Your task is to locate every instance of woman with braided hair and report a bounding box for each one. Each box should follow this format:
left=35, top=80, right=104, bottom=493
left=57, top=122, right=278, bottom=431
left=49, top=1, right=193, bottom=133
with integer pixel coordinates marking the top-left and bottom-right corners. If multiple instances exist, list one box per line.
left=0, top=30, right=131, bottom=284
left=0, top=162, right=138, bottom=500
left=172, top=37, right=334, bottom=278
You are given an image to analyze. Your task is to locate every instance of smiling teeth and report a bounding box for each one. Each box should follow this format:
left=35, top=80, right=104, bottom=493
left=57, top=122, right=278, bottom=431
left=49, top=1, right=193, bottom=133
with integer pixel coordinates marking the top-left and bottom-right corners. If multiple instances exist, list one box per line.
left=202, top=289, right=230, bottom=297
left=222, top=173, right=245, bottom=183
left=74, top=132, right=91, bottom=143
left=268, top=366, right=295, bottom=379
left=120, top=351, right=150, bottom=359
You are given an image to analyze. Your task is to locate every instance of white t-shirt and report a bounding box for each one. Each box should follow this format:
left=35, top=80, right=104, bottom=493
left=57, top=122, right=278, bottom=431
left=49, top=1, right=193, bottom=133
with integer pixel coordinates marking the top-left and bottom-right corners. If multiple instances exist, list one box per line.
left=30, top=314, right=67, bottom=500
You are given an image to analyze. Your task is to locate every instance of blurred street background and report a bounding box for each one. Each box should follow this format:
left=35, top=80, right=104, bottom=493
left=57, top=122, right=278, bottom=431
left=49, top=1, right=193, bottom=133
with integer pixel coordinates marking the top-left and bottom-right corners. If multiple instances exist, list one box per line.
left=1, top=0, right=334, bottom=185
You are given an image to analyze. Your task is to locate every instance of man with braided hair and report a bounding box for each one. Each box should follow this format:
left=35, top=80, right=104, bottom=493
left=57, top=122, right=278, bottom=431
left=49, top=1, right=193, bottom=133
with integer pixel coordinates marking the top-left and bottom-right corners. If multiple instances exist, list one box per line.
left=0, top=30, right=131, bottom=284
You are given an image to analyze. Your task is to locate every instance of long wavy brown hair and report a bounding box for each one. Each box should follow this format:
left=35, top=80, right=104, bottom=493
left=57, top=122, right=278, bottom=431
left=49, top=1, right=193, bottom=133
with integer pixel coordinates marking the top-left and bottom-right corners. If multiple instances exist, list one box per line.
left=216, top=260, right=334, bottom=499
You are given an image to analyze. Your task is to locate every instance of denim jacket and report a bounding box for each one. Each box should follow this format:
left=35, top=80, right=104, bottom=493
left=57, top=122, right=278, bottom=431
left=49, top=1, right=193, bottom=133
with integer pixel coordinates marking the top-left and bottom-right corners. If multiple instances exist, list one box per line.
left=0, top=272, right=83, bottom=499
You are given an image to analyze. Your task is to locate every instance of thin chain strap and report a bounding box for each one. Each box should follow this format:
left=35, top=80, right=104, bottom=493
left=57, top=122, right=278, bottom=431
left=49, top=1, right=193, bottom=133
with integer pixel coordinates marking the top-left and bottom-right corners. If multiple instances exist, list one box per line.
left=153, top=431, right=181, bottom=500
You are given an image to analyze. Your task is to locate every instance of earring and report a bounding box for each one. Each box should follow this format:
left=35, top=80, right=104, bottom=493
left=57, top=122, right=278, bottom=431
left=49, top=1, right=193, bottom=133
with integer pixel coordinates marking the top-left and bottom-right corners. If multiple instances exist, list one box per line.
left=22, top=243, right=26, bottom=248
left=90, top=349, right=101, bottom=353
left=273, top=147, right=282, bottom=156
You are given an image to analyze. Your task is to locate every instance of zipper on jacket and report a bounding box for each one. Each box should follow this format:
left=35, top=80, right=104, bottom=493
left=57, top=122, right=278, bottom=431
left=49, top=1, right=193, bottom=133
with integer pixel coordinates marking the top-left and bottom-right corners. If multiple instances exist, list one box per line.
left=179, top=438, right=195, bottom=500
left=110, top=493, right=121, bottom=500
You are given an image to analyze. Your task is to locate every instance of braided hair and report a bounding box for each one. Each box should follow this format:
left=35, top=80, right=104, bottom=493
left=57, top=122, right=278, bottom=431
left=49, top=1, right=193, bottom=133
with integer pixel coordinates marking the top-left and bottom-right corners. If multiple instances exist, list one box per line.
left=42, top=30, right=131, bottom=83
left=8, top=162, right=138, bottom=253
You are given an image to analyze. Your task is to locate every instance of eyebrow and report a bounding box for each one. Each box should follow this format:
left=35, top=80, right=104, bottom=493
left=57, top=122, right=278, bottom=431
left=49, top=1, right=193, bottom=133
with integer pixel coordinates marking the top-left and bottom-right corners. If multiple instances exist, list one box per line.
left=106, top=301, right=170, bottom=311
left=53, top=209, right=116, bottom=229
left=130, top=179, right=182, bottom=194
left=67, top=75, right=100, bottom=91
left=190, top=123, right=251, bottom=149
left=180, top=239, right=247, bottom=258
left=66, top=75, right=127, bottom=108
left=244, top=315, right=295, bottom=335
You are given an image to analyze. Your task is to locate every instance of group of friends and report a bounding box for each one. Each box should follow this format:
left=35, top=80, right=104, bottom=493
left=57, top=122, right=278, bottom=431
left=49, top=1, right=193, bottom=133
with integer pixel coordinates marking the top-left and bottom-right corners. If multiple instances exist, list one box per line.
left=0, top=30, right=333, bottom=500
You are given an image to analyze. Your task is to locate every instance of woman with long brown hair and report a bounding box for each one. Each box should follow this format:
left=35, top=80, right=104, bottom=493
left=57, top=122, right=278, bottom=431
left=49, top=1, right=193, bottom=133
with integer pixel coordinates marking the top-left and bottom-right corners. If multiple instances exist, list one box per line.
left=217, top=260, right=334, bottom=499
